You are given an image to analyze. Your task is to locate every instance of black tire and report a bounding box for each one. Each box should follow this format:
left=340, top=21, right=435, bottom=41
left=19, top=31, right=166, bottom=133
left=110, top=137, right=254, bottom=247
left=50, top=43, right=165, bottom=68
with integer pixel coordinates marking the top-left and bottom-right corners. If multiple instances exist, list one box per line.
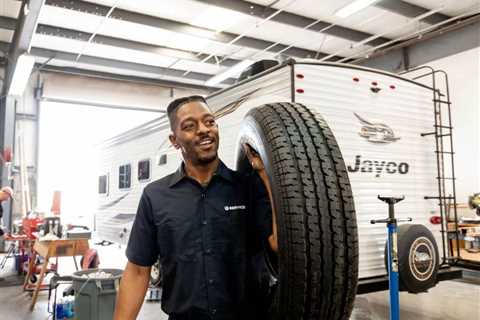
left=150, top=259, right=162, bottom=287
left=236, top=102, right=358, bottom=320
left=384, top=224, right=439, bottom=293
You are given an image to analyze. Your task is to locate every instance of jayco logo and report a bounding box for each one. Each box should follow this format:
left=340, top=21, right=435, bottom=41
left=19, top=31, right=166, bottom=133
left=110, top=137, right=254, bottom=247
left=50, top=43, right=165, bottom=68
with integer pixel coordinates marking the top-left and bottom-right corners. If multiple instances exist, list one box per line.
left=347, top=155, right=409, bottom=178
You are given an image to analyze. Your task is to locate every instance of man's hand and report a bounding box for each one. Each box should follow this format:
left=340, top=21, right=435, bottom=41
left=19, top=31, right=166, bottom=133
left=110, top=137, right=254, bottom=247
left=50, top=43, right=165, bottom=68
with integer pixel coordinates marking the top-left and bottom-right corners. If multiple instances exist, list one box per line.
left=243, top=144, right=265, bottom=171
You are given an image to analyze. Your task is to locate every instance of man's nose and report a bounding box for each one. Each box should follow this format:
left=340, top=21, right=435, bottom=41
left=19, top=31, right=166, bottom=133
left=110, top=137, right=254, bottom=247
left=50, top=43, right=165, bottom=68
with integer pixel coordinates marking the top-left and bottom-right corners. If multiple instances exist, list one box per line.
left=197, top=121, right=210, bottom=134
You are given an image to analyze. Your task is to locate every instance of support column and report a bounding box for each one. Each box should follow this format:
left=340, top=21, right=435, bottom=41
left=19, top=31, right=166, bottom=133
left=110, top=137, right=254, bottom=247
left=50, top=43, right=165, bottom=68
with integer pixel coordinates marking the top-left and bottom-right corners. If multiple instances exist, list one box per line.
left=0, top=96, right=16, bottom=231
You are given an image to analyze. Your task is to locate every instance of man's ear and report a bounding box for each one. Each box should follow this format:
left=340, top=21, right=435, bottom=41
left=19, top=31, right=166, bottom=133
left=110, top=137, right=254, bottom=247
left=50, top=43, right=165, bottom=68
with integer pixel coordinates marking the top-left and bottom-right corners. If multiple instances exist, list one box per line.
left=169, top=133, right=180, bottom=149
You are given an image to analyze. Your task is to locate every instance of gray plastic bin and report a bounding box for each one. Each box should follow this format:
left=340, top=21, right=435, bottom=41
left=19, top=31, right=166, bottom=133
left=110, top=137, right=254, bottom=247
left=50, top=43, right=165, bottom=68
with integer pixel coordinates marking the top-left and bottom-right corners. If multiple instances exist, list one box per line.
left=72, top=268, right=122, bottom=320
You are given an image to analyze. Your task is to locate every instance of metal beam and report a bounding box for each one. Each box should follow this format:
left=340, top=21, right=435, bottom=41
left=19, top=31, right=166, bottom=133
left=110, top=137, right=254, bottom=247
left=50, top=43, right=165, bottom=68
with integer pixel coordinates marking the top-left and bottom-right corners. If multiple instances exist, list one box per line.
left=41, top=97, right=166, bottom=113
left=37, top=64, right=222, bottom=92
left=4, top=0, right=45, bottom=95
left=355, top=15, right=480, bottom=69
left=0, top=96, right=15, bottom=231
left=375, top=0, right=450, bottom=25
left=35, top=25, right=240, bottom=67
left=194, top=0, right=390, bottom=46
left=0, top=16, right=17, bottom=31
left=44, top=0, right=331, bottom=59
left=27, top=45, right=236, bottom=85
left=1, top=16, right=242, bottom=67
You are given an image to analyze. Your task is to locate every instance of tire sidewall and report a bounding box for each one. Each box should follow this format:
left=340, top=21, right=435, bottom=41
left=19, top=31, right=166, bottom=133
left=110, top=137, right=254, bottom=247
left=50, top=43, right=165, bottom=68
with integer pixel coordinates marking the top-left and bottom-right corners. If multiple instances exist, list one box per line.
left=235, top=110, right=289, bottom=318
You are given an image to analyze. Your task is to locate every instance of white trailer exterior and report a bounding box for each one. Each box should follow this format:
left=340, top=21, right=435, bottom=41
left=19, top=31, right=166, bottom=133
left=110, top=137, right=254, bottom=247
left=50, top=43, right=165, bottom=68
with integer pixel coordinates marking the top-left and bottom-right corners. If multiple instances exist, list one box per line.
left=96, top=61, right=449, bottom=282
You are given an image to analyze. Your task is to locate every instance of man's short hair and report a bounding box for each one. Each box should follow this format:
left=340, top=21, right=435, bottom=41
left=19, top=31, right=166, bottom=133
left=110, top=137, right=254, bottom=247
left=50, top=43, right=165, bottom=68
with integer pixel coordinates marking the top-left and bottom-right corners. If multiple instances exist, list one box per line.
left=166, top=95, right=208, bottom=130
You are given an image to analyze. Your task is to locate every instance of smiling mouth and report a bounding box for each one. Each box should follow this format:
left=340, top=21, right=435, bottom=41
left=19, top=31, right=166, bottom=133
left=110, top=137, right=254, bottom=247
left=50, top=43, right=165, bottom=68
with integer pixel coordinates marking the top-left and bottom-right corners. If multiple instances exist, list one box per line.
left=197, top=138, right=215, bottom=147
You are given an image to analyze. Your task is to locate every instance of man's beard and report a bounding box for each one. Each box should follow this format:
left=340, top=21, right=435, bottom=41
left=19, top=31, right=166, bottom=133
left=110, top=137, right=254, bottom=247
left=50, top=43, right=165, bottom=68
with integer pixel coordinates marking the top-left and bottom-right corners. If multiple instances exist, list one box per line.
left=194, top=151, right=218, bottom=166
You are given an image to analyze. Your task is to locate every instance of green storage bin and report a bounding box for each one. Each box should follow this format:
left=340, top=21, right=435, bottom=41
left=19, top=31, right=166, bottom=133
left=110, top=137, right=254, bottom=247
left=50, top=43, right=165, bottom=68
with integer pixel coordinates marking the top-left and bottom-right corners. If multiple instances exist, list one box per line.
left=72, top=268, right=122, bottom=320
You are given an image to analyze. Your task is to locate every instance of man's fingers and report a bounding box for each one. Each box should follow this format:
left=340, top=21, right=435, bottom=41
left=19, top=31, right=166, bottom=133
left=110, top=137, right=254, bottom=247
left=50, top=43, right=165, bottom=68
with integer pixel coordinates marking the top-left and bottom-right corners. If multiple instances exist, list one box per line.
left=243, top=143, right=260, bottom=158
left=243, top=143, right=265, bottom=170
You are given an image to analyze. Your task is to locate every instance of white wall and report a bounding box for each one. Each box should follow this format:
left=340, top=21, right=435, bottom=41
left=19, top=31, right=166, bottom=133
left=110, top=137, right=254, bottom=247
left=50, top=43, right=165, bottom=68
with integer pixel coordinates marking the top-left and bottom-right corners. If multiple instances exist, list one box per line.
left=42, top=72, right=207, bottom=111
left=421, top=47, right=480, bottom=205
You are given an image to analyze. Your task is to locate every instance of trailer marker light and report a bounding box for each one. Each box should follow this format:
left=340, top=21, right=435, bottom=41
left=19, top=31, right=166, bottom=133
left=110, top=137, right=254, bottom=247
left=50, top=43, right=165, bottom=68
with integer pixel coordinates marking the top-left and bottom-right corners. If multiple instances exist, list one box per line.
left=390, top=85, right=396, bottom=90
left=296, top=88, right=304, bottom=94
left=371, top=81, right=378, bottom=86
left=353, top=77, right=359, bottom=82
left=429, top=216, right=441, bottom=224
left=296, top=74, right=304, bottom=79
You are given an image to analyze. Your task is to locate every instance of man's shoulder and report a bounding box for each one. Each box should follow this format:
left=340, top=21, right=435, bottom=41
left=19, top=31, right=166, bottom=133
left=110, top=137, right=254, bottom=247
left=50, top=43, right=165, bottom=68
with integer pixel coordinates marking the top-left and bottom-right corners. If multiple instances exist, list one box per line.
left=221, top=163, right=258, bottom=188
left=143, top=171, right=177, bottom=194
left=221, top=162, right=249, bottom=181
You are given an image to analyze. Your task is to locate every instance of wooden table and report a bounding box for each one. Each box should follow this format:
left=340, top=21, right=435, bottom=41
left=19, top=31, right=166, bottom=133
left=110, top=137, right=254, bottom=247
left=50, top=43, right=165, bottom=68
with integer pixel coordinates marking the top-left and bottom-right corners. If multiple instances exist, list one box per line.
left=25, top=239, right=89, bottom=310
left=447, top=222, right=480, bottom=263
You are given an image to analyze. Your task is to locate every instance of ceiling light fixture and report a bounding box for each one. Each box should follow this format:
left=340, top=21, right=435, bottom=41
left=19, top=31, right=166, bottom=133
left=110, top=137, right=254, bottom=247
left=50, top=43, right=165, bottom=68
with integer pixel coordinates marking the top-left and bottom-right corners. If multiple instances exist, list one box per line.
left=335, top=0, right=381, bottom=18
left=8, top=54, right=36, bottom=97
left=205, top=60, right=253, bottom=86
left=191, top=7, right=245, bottom=33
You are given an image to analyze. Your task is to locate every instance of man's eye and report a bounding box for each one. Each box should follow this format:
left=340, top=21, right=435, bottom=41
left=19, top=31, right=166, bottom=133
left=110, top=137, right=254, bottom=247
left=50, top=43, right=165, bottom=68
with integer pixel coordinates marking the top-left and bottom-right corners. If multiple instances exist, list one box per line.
left=206, top=119, right=216, bottom=126
left=183, top=124, right=194, bottom=130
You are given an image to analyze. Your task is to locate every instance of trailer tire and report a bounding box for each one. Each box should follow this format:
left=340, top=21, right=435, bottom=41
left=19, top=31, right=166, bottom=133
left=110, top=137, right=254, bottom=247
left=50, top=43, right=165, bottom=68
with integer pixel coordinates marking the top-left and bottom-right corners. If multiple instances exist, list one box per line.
left=236, top=102, right=358, bottom=320
left=384, top=224, right=439, bottom=293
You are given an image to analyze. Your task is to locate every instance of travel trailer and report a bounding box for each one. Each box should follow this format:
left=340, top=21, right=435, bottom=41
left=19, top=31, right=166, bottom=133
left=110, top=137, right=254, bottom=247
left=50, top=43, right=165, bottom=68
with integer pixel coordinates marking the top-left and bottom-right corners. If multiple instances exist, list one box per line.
left=96, top=60, right=461, bottom=294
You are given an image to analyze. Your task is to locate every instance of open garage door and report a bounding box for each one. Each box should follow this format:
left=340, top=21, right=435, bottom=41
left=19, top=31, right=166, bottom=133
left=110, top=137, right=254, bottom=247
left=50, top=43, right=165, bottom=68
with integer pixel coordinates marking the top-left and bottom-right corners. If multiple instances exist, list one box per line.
left=37, top=100, right=160, bottom=227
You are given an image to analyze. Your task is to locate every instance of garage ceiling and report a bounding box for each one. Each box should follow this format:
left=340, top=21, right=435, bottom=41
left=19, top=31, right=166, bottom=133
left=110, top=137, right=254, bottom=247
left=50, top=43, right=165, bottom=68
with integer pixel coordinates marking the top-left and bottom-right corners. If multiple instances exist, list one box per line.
left=0, top=0, right=478, bottom=88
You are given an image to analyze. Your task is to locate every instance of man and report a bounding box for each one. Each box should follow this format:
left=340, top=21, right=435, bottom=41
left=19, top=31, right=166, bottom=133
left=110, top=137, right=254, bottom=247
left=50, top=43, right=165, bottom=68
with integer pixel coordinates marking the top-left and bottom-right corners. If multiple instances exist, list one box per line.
left=114, top=95, right=277, bottom=320
left=0, top=186, right=13, bottom=237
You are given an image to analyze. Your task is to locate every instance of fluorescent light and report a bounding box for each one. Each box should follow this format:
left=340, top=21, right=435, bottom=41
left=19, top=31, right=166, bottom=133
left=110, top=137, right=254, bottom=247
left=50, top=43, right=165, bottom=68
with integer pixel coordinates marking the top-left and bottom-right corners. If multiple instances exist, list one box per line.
left=191, top=7, right=244, bottom=33
left=8, top=54, right=36, bottom=96
left=205, top=60, right=253, bottom=86
left=335, top=0, right=381, bottom=18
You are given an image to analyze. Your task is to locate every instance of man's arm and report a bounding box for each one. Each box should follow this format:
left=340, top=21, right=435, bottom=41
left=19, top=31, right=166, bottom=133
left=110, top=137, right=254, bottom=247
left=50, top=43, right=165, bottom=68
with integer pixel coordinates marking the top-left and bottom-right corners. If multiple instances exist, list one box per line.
left=256, top=170, right=278, bottom=252
left=114, top=261, right=151, bottom=320
left=116, top=190, right=159, bottom=319
left=244, top=144, right=278, bottom=252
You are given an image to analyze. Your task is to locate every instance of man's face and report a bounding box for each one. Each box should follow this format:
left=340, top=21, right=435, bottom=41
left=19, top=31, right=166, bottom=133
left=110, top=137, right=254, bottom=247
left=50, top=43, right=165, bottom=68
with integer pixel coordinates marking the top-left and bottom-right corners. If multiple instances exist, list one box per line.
left=169, top=101, right=219, bottom=165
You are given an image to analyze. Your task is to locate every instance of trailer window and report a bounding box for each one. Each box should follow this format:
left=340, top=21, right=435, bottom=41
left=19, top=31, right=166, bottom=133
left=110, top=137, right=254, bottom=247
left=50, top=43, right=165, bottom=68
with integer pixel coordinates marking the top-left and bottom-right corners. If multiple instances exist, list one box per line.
left=119, top=164, right=131, bottom=189
left=138, top=159, right=150, bottom=181
left=98, top=175, right=108, bottom=194
left=158, top=154, right=167, bottom=165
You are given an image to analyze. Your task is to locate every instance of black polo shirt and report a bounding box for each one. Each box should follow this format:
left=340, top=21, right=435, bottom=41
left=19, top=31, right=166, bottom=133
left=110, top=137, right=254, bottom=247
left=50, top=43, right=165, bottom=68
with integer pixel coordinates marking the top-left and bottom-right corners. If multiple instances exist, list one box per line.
left=126, top=161, right=272, bottom=319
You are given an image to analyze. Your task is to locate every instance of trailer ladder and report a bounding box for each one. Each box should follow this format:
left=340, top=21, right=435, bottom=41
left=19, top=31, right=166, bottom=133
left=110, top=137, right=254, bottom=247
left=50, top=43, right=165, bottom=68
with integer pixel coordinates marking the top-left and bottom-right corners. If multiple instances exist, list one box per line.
left=400, top=66, right=459, bottom=266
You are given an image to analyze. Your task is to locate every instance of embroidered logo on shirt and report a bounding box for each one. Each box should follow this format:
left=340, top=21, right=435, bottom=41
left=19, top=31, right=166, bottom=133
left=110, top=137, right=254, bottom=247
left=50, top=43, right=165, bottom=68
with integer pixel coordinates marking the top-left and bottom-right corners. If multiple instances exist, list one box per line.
left=224, top=205, right=246, bottom=212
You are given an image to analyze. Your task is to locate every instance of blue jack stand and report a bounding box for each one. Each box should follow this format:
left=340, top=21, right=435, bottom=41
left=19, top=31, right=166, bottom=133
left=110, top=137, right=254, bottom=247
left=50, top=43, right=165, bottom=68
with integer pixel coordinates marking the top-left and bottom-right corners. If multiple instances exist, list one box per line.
left=371, top=195, right=411, bottom=320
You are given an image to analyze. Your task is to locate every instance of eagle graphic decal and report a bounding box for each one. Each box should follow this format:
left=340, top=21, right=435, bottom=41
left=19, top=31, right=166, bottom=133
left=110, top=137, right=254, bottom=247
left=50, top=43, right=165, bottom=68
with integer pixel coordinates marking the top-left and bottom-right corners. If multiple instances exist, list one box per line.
left=354, top=112, right=401, bottom=143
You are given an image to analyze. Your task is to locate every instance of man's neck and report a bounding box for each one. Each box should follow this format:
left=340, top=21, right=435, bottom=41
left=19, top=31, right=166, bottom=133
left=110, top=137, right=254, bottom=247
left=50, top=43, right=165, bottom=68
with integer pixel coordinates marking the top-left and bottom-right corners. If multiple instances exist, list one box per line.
left=184, top=157, right=220, bottom=186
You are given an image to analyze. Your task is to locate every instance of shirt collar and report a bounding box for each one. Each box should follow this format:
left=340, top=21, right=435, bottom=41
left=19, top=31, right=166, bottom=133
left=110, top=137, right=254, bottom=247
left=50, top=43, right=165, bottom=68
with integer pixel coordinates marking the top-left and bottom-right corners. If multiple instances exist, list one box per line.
left=168, top=160, right=234, bottom=188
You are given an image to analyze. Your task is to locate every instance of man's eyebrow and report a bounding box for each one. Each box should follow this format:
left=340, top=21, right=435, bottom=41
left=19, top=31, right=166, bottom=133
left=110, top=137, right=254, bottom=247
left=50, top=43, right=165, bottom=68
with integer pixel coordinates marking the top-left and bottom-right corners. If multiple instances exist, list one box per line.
left=179, top=117, right=195, bottom=125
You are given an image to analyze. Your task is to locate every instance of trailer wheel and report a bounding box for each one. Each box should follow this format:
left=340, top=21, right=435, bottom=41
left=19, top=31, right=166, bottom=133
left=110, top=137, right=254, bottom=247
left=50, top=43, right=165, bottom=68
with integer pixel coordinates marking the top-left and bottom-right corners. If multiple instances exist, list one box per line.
left=236, top=102, right=358, bottom=320
left=150, top=259, right=162, bottom=287
left=384, top=224, right=439, bottom=293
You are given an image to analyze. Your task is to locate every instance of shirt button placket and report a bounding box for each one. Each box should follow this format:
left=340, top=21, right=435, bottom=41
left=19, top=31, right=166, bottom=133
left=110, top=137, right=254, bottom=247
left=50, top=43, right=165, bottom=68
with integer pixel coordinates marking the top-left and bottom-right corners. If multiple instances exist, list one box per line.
left=200, top=190, right=214, bottom=316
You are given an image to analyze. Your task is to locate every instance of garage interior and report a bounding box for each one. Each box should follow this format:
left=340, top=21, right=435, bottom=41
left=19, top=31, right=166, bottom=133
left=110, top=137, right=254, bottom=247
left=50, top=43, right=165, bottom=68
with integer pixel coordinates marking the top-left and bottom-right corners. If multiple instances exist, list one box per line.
left=0, top=0, right=479, bottom=319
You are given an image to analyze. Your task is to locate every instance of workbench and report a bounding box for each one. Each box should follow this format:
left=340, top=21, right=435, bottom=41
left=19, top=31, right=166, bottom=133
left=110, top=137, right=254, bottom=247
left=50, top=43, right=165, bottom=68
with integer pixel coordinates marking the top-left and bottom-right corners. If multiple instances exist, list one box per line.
left=448, top=222, right=480, bottom=263
left=25, top=239, right=89, bottom=310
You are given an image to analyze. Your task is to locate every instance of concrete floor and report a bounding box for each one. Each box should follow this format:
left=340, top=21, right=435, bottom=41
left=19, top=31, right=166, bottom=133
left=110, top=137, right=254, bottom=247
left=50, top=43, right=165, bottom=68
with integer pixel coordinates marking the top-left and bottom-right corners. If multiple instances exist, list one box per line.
left=1, top=247, right=479, bottom=320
